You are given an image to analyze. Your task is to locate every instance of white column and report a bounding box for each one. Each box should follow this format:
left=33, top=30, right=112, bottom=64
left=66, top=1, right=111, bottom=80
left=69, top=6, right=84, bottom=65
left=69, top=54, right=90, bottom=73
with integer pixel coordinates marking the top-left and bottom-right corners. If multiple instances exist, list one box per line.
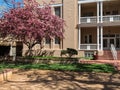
left=78, top=28, right=81, bottom=50
left=97, top=26, right=100, bottom=50
left=78, top=4, right=81, bottom=24
left=9, top=42, right=13, bottom=56
left=100, top=1, right=103, bottom=23
left=100, top=1, right=103, bottom=50
left=78, top=4, right=81, bottom=50
left=97, top=2, right=100, bottom=23
left=100, top=26, right=103, bottom=50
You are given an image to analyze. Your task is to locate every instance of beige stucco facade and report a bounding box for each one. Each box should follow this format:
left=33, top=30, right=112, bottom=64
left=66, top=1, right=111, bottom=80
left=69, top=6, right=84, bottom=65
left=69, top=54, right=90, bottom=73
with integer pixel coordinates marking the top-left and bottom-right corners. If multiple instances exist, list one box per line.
left=22, top=0, right=120, bottom=57
left=1, top=0, right=120, bottom=58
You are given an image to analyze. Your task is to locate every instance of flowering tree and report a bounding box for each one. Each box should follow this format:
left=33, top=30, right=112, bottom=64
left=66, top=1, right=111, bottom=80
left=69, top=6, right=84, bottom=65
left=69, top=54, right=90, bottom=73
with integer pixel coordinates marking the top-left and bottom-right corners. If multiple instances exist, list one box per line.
left=0, top=0, right=64, bottom=56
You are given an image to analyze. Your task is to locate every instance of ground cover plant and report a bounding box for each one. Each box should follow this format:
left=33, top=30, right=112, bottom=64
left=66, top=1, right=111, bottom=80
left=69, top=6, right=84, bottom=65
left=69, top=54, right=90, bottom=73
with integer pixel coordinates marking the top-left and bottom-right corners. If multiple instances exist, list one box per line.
left=0, top=63, right=116, bottom=73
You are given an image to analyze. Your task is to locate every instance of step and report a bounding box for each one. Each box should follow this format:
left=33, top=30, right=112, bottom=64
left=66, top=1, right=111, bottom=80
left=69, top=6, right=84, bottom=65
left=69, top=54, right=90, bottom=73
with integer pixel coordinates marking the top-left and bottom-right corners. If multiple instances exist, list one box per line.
left=97, top=50, right=114, bottom=60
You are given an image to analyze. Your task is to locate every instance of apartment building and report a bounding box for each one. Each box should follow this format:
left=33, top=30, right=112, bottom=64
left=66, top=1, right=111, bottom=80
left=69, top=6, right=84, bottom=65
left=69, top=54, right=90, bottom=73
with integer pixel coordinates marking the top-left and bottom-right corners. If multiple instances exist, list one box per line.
left=1, top=0, right=120, bottom=59
left=36, top=0, right=120, bottom=59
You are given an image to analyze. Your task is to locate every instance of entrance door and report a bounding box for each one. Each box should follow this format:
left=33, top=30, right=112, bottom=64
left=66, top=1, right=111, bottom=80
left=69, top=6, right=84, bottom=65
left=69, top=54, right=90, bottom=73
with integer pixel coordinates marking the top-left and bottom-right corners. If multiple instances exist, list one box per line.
left=103, top=38, right=115, bottom=49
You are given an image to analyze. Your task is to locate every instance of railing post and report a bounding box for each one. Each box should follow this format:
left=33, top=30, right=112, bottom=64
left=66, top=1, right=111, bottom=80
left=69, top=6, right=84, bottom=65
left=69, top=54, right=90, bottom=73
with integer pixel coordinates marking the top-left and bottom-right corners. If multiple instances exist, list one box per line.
left=110, top=17, right=113, bottom=22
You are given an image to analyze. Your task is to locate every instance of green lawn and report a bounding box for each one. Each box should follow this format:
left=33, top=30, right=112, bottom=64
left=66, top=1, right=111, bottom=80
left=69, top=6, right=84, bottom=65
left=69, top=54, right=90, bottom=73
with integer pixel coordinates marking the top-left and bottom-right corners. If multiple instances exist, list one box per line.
left=0, top=63, right=116, bottom=73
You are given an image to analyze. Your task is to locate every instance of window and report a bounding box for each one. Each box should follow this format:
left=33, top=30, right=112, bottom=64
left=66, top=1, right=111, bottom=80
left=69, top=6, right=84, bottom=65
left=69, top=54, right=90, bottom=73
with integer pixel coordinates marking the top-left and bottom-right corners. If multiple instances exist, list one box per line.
left=54, top=7, right=61, bottom=17
left=45, top=38, right=51, bottom=44
left=84, top=35, right=92, bottom=43
left=55, top=37, right=60, bottom=44
left=85, top=51, right=94, bottom=57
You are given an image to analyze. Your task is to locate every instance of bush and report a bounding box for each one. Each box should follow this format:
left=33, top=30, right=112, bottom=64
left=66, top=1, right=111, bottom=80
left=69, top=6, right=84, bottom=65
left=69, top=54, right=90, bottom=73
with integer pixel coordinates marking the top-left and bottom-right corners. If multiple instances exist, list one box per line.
left=61, top=48, right=78, bottom=58
left=61, top=50, right=67, bottom=56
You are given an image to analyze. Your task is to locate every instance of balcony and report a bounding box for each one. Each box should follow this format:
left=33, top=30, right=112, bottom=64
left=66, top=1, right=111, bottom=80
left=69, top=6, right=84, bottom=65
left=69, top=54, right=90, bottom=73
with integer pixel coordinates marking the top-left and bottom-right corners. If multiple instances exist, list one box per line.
left=80, top=44, right=97, bottom=50
left=103, top=15, right=120, bottom=22
left=81, top=16, right=97, bottom=23
left=80, top=15, right=120, bottom=24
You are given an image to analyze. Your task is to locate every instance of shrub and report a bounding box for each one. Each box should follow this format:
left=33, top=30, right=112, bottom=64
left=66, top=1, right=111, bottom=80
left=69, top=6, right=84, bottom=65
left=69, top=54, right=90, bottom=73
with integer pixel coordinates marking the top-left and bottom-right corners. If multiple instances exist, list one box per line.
left=61, top=50, right=68, bottom=56
left=61, top=48, right=78, bottom=58
left=67, top=48, right=78, bottom=57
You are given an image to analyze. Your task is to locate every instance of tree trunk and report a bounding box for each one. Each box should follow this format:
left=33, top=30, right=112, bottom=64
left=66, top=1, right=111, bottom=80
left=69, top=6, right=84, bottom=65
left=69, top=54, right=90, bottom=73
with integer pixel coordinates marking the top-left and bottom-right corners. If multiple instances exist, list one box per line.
left=28, top=45, right=33, bottom=56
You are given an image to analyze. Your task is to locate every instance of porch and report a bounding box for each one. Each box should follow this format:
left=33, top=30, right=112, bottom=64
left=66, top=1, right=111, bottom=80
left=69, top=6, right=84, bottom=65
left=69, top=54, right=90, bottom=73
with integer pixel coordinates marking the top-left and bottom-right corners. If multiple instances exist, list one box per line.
left=81, top=15, right=120, bottom=24
left=79, top=26, right=120, bottom=51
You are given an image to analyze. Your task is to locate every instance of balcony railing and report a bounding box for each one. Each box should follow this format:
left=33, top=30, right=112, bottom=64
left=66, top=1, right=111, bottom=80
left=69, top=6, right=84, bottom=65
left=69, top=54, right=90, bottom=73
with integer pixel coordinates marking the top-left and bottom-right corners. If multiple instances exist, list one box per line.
left=103, top=15, right=120, bottom=22
left=81, top=16, right=97, bottom=23
left=80, top=44, right=97, bottom=50
left=80, top=15, right=120, bottom=23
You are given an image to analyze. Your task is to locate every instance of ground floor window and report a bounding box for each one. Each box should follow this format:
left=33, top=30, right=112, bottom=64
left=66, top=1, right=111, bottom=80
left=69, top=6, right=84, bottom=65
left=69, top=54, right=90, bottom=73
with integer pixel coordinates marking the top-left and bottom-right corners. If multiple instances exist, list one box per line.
left=84, top=51, right=94, bottom=57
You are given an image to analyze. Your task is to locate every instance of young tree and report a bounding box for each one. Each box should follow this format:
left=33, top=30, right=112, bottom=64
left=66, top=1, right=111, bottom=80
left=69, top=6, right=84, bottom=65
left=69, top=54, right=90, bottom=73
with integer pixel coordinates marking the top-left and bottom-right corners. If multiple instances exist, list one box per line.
left=0, top=0, right=65, bottom=56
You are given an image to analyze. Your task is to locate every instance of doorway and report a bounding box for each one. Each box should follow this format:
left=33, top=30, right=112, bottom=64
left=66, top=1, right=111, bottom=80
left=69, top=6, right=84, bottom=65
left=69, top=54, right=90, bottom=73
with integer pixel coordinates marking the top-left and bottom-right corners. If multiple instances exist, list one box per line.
left=0, top=46, right=10, bottom=56
left=103, top=38, right=115, bottom=49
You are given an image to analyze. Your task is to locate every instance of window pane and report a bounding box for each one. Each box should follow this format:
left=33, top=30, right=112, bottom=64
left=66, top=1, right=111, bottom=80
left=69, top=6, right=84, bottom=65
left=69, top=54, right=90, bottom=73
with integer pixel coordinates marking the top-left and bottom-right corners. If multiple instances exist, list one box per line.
left=54, top=7, right=61, bottom=17
left=55, top=37, right=60, bottom=44
left=85, top=36, right=87, bottom=43
left=89, top=35, right=92, bottom=43
left=46, top=38, right=51, bottom=44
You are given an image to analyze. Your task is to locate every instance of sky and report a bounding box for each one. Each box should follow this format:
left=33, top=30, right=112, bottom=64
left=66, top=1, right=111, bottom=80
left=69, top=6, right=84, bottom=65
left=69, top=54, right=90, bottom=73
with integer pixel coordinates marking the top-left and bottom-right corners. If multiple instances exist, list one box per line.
left=0, top=0, right=23, bottom=17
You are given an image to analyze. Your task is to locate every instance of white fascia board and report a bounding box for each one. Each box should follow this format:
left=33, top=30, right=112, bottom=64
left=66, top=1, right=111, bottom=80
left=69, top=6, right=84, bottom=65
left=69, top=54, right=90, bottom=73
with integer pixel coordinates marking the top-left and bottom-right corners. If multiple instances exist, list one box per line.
left=78, top=0, right=112, bottom=4
left=39, top=3, right=62, bottom=8
left=51, top=4, right=62, bottom=7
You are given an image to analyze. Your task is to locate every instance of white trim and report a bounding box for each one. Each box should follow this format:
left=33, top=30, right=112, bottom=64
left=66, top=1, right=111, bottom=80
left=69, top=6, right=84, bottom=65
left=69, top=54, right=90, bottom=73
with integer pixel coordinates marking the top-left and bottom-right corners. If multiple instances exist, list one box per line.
left=100, top=26, right=103, bottom=50
left=39, top=4, right=62, bottom=8
left=97, top=2, right=100, bottom=23
left=78, top=0, right=111, bottom=4
left=78, top=4, right=81, bottom=50
left=97, top=26, right=100, bottom=50
left=78, top=4, right=81, bottom=24
left=78, top=28, right=81, bottom=50
left=51, top=4, right=62, bottom=7
left=100, top=1, right=103, bottom=23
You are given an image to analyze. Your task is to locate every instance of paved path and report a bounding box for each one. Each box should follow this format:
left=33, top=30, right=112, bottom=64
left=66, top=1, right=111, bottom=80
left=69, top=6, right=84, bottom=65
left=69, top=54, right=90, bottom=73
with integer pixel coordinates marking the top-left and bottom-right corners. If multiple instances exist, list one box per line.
left=0, top=70, right=120, bottom=90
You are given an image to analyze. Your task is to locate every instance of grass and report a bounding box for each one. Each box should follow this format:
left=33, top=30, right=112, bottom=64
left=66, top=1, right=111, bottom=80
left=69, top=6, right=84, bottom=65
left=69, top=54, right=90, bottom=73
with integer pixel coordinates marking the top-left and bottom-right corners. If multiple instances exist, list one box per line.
left=0, top=63, right=116, bottom=73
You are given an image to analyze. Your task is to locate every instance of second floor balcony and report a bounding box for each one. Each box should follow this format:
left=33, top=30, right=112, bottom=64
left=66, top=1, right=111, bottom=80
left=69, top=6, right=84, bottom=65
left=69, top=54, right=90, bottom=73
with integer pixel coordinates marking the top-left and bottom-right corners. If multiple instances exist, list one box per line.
left=80, top=15, right=120, bottom=24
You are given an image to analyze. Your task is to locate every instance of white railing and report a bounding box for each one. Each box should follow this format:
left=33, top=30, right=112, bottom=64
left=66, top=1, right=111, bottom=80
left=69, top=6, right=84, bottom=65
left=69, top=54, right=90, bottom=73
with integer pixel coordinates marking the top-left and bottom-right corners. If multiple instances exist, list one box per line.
left=80, top=44, right=97, bottom=50
left=80, top=15, right=120, bottom=23
left=81, top=16, right=97, bottom=23
left=111, top=44, right=117, bottom=60
left=103, top=15, right=120, bottom=22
